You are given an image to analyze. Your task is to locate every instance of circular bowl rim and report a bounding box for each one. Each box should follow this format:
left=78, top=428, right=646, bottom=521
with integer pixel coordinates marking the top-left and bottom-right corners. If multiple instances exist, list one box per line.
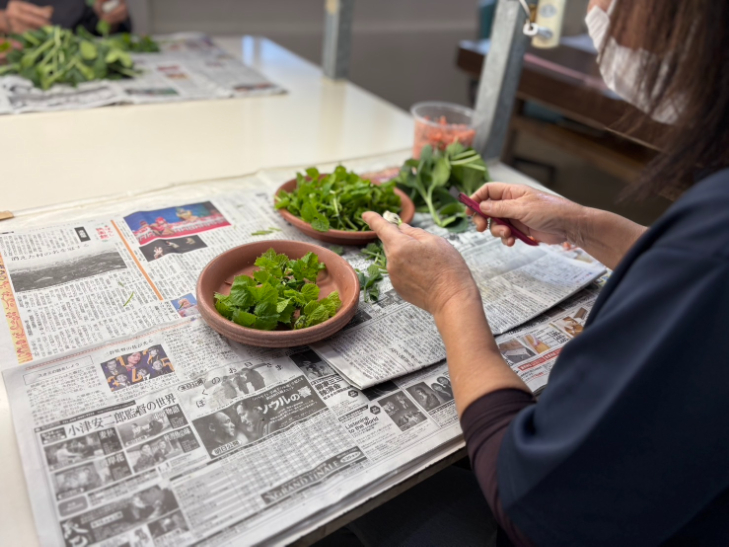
left=196, top=241, right=360, bottom=347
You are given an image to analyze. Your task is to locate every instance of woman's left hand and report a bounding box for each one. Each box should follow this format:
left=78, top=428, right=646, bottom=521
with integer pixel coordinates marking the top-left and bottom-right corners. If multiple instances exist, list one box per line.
left=362, top=212, right=479, bottom=317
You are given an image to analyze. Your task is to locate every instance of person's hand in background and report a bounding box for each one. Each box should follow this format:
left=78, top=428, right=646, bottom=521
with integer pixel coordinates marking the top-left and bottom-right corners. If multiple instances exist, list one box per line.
left=361, top=212, right=479, bottom=317
left=93, top=0, right=128, bottom=28
left=0, top=1, right=53, bottom=33
left=469, top=182, right=647, bottom=270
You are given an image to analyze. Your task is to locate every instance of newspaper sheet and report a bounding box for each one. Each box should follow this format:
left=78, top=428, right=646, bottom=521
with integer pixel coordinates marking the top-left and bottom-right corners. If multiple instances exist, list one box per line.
left=314, top=231, right=604, bottom=388
left=0, top=33, right=284, bottom=115
left=3, top=279, right=601, bottom=546
left=0, top=168, right=603, bottom=379
left=0, top=153, right=607, bottom=545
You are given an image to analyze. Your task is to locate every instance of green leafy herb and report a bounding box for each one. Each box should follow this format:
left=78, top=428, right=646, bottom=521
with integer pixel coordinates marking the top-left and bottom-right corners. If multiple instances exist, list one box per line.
left=357, top=264, right=384, bottom=303
left=0, top=25, right=160, bottom=90
left=123, top=292, right=135, bottom=307
left=213, top=248, right=342, bottom=331
left=275, top=166, right=402, bottom=233
left=329, top=245, right=344, bottom=255
left=360, top=241, right=387, bottom=272
left=393, top=143, right=490, bottom=232
left=357, top=241, right=387, bottom=302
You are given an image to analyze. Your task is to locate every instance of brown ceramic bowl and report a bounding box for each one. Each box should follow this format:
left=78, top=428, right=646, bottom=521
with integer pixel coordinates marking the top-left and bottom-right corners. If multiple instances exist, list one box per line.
left=196, top=241, right=359, bottom=348
left=275, top=176, right=415, bottom=245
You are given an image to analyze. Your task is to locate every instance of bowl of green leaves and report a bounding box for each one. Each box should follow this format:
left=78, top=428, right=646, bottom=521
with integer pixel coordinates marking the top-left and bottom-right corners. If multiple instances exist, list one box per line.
left=196, top=241, right=360, bottom=347
left=274, top=166, right=415, bottom=245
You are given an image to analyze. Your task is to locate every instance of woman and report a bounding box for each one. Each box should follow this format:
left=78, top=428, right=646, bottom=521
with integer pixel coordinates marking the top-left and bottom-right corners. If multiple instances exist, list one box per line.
left=351, top=1, right=729, bottom=545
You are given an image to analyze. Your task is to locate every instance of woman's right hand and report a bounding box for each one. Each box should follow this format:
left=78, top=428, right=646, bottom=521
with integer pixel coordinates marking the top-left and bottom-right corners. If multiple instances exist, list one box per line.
left=469, top=183, right=588, bottom=247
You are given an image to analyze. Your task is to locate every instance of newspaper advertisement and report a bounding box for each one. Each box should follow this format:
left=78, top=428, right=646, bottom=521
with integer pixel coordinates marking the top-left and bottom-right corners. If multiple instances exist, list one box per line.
left=3, top=273, right=600, bottom=546
left=0, top=33, right=284, bottom=115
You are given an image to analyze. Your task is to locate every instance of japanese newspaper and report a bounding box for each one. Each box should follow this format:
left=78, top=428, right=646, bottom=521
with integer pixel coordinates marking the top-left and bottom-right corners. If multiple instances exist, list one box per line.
left=0, top=34, right=284, bottom=115
left=0, top=153, right=605, bottom=545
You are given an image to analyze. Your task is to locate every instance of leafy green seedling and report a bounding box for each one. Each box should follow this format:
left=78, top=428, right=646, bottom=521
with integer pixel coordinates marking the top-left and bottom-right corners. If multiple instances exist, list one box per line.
left=275, top=166, right=402, bottom=233
left=357, top=264, right=384, bottom=303
left=213, top=249, right=342, bottom=331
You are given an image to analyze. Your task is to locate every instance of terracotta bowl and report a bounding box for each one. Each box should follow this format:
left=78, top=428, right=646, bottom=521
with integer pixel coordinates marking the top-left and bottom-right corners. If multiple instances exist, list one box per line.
left=275, top=176, right=415, bottom=245
left=196, top=241, right=360, bottom=348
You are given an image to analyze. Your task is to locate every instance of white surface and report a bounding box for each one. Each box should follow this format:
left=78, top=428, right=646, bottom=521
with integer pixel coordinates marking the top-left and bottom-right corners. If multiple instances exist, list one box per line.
left=0, top=37, right=544, bottom=547
left=0, top=36, right=414, bottom=214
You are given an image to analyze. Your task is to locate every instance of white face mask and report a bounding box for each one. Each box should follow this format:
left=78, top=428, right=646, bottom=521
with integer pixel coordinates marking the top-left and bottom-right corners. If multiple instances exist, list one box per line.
left=586, top=5, right=681, bottom=124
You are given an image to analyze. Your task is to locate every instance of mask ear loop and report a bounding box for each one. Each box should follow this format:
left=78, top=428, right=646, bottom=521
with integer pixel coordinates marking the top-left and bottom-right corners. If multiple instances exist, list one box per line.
left=516, top=0, right=540, bottom=36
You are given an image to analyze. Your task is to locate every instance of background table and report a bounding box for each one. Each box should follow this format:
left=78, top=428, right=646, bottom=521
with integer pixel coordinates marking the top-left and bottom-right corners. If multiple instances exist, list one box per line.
left=0, top=36, right=415, bottom=214
left=0, top=36, right=546, bottom=546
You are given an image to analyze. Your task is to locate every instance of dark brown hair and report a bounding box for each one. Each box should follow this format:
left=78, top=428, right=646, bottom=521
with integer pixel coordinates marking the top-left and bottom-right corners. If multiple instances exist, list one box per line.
left=607, top=1, right=729, bottom=199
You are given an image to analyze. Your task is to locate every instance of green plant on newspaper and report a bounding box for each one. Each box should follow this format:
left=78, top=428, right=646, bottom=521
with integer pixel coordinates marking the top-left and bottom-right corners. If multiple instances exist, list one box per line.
left=0, top=22, right=159, bottom=90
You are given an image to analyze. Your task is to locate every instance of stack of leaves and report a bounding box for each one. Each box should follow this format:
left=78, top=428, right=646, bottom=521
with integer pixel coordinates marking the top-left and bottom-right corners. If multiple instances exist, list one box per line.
left=275, top=166, right=402, bottom=232
left=0, top=24, right=159, bottom=90
left=214, top=249, right=342, bottom=331
left=393, top=143, right=490, bottom=233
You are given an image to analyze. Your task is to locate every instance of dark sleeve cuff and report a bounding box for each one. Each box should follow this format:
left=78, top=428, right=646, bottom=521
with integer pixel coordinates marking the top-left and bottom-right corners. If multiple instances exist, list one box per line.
left=461, top=389, right=537, bottom=547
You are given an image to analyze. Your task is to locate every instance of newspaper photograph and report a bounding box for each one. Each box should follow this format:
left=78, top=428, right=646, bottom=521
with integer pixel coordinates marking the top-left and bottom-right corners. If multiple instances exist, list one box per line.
left=0, top=34, right=285, bottom=115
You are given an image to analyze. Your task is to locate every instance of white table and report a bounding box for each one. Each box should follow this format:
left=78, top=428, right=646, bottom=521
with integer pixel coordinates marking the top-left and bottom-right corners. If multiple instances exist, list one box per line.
left=0, top=37, right=543, bottom=546
left=0, top=36, right=416, bottom=214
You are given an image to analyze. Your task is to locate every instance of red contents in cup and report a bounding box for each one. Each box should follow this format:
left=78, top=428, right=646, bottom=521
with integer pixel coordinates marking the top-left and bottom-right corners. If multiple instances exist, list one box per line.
left=413, top=115, right=476, bottom=158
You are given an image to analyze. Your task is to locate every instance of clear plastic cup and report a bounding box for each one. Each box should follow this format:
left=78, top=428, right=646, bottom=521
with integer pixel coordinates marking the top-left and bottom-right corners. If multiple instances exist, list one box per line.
left=411, top=101, right=479, bottom=158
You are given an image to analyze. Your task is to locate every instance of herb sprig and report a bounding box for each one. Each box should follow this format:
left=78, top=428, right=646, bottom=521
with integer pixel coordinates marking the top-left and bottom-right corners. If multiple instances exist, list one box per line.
left=393, top=143, right=490, bottom=232
left=213, top=249, right=342, bottom=331
left=357, top=241, right=387, bottom=302
left=361, top=241, right=387, bottom=272
left=275, top=166, right=402, bottom=233
left=358, top=264, right=383, bottom=303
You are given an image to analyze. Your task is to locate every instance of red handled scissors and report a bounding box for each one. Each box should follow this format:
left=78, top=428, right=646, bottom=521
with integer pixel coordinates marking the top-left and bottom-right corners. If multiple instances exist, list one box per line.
left=457, top=192, right=539, bottom=246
